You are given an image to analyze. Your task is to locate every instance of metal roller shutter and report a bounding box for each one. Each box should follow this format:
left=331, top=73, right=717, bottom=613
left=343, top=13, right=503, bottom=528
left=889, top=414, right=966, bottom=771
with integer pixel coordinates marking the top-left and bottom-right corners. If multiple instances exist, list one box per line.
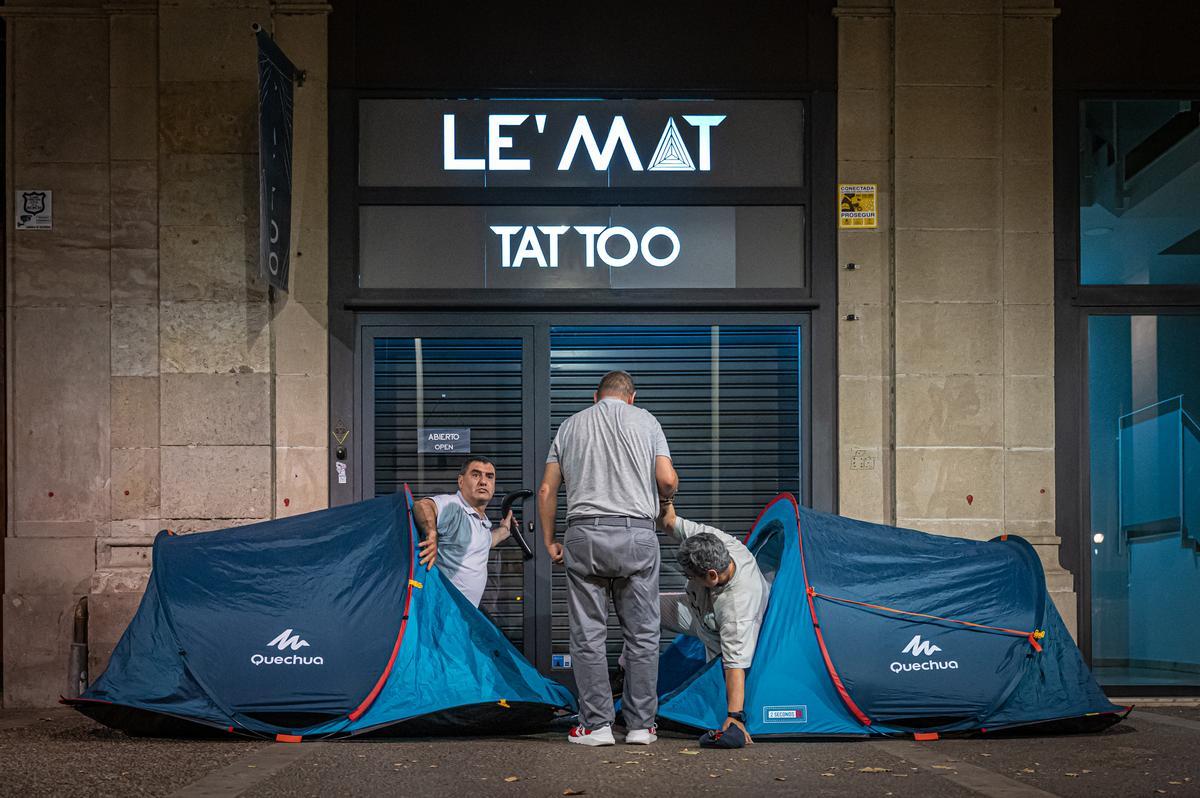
left=548, top=325, right=801, bottom=668
left=373, top=336, right=527, bottom=650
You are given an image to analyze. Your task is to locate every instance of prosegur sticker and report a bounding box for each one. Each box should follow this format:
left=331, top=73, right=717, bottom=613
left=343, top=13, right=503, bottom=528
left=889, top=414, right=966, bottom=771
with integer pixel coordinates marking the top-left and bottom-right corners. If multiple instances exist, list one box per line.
left=551, top=654, right=573, bottom=669
left=839, top=184, right=876, bottom=229
left=15, top=190, right=52, bottom=230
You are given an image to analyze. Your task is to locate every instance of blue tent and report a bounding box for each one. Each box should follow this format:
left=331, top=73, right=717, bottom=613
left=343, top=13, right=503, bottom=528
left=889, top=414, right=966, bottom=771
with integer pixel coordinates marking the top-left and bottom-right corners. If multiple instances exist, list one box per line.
left=65, top=488, right=574, bottom=739
left=657, top=494, right=1125, bottom=738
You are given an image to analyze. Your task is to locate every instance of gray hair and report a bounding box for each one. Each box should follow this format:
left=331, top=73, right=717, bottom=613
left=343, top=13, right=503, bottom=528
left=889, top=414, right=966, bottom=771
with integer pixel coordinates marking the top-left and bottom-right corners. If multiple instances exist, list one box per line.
left=597, top=370, right=636, bottom=397
left=676, top=532, right=732, bottom=578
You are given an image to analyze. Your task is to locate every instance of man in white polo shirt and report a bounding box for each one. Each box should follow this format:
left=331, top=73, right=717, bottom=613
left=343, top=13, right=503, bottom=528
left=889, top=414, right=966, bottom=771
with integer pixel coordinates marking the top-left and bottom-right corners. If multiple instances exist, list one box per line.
left=658, top=500, right=770, bottom=746
left=411, top=457, right=513, bottom=608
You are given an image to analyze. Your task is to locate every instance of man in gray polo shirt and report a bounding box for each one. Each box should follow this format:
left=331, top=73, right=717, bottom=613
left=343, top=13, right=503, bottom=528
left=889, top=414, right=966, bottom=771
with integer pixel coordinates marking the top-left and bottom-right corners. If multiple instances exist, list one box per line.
left=538, top=370, right=678, bottom=746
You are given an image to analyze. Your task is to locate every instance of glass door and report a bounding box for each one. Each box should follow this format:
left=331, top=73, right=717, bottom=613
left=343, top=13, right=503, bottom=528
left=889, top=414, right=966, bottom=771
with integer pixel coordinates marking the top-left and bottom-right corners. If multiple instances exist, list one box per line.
left=362, top=327, right=539, bottom=660
left=1087, top=314, right=1200, bottom=688
left=545, top=323, right=805, bottom=676
left=359, top=316, right=810, bottom=681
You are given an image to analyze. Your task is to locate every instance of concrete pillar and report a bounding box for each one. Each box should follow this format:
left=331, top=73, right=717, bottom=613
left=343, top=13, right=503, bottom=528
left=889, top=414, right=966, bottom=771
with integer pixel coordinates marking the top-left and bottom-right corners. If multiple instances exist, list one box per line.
left=4, top=0, right=331, bottom=706
left=4, top=1, right=112, bottom=707
left=836, top=3, right=895, bottom=526
left=835, top=0, right=1074, bottom=634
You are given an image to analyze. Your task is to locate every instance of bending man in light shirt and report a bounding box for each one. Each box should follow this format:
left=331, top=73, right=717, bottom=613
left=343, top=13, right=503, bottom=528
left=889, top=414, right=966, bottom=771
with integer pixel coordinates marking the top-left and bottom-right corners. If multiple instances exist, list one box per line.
left=411, top=457, right=513, bottom=608
left=659, top=500, right=770, bottom=746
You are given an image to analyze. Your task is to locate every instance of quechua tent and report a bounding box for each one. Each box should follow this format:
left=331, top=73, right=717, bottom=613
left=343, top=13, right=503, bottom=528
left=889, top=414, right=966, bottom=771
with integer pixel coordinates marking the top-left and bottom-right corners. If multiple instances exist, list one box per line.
left=656, top=494, right=1125, bottom=738
left=65, top=488, right=574, bottom=739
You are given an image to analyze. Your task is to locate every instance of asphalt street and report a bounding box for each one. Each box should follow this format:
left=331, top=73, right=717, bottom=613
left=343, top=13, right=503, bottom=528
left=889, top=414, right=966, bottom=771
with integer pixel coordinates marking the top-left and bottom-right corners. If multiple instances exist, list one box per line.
left=1, top=705, right=1198, bottom=797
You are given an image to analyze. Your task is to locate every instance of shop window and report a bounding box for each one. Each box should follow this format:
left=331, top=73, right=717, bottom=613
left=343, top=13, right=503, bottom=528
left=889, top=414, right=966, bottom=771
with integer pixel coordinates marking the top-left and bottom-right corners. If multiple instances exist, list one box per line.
left=1080, top=100, right=1200, bottom=285
left=1088, top=314, right=1200, bottom=685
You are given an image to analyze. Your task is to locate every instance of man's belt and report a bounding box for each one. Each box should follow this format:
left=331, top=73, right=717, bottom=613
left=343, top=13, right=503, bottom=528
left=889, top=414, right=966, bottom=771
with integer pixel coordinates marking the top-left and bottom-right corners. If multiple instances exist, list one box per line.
left=567, top=516, right=656, bottom=530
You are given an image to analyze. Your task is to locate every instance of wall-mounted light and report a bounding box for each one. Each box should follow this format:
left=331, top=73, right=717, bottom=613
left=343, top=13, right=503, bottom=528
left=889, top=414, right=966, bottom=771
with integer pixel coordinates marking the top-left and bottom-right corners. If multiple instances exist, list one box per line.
left=1093, top=532, right=1105, bottom=544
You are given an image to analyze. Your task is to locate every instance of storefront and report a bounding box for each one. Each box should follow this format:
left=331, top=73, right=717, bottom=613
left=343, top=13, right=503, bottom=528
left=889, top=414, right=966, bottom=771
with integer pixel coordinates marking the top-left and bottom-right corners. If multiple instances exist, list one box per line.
left=327, top=4, right=838, bottom=678
left=1054, top=1, right=1200, bottom=694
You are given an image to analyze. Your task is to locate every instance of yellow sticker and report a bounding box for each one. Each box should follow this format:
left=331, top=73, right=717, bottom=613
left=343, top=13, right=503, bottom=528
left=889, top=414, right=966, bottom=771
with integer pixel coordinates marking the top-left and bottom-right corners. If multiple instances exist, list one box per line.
left=409, top=579, right=424, bottom=589
left=839, top=184, right=877, bottom=229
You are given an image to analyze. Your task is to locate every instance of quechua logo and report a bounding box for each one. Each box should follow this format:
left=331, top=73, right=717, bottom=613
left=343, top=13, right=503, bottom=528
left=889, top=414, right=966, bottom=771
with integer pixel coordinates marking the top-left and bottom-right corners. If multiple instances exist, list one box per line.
left=890, top=634, right=959, bottom=674
left=251, top=628, right=325, bottom=666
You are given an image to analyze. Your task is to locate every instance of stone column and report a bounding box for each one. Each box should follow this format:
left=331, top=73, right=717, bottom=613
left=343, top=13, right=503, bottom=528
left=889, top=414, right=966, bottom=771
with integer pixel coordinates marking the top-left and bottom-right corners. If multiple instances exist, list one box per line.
left=836, top=2, right=896, bottom=526
left=836, top=0, right=1074, bottom=633
left=93, top=0, right=160, bottom=682
left=272, top=2, right=330, bottom=518
left=157, top=1, right=272, bottom=534
left=4, top=1, right=331, bottom=706
left=4, top=2, right=112, bottom=707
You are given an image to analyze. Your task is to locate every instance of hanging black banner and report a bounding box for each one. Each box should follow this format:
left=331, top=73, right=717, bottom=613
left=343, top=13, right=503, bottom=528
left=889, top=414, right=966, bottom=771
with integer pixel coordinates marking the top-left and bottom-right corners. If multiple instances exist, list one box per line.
left=256, top=29, right=299, bottom=292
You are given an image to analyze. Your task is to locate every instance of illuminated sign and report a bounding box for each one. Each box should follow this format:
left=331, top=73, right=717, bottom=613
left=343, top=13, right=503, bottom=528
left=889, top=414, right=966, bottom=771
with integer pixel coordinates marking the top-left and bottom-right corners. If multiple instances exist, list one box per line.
left=356, top=99, right=807, bottom=291
left=359, top=99, right=804, bottom=188
left=443, top=113, right=726, bottom=173
left=489, top=224, right=680, bottom=269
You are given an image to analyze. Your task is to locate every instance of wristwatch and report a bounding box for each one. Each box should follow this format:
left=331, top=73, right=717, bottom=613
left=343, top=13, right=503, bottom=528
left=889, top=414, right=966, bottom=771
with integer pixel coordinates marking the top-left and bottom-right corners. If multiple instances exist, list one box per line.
left=727, top=710, right=747, bottom=723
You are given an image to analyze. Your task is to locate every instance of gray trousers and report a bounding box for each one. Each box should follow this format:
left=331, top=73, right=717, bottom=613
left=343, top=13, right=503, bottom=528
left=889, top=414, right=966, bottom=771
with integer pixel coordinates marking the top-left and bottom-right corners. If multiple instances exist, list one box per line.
left=564, top=517, right=660, bottom=731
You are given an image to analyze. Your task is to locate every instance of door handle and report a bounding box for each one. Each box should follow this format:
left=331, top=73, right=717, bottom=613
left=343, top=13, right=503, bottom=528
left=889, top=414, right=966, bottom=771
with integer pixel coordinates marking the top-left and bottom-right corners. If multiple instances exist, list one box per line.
left=500, top=489, right=535, bottom=560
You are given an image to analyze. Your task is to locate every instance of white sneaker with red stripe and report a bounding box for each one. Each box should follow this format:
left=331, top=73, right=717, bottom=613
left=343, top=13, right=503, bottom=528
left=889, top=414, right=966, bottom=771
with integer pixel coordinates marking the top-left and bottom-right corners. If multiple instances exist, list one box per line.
left=567, top=724, right=616, bottom=746
left=625, top=726, right=657, bottom=745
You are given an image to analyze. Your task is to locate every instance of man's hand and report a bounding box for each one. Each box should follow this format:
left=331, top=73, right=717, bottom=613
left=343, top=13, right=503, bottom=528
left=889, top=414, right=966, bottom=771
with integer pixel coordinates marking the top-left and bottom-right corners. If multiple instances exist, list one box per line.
left=491, top=510, right=514, bottom=547
left=657, top=500, right=677, bottom=532
left=418, top=531, right=438, bottom=569
left=538, top=462, right=564, bottom=565
left=721, top=715, right=753, bottom=744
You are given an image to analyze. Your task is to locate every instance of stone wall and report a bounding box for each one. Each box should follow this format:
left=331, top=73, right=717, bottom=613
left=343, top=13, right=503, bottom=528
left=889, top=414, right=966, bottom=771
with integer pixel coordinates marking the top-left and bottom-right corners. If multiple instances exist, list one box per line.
left=3, top=0, right=329, bottom=707
left=835, top=0, right=1074, bottom=631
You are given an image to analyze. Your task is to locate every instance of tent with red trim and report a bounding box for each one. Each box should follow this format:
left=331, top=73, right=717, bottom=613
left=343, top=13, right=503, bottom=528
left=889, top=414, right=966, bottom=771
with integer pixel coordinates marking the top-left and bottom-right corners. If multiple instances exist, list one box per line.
left=655, top=494, right=1124, bottom=738
left=65, top=488, right=574, bottom=739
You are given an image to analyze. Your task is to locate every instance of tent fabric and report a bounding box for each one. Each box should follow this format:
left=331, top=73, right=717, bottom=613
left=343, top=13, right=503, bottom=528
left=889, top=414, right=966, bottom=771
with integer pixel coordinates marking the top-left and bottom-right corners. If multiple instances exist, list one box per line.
left=66, top=488, right=574, bottom=738
left=656, top=494, right=1123, bottom=738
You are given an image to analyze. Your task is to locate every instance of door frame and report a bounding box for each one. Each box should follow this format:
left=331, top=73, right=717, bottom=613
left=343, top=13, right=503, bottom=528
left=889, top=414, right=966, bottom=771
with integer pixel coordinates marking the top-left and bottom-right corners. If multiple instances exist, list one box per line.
left=1054, top=89, right=1200, bottom=694
left=357, top=323, right=540, bottom=663
left=355, top=312, right=814, bottom=678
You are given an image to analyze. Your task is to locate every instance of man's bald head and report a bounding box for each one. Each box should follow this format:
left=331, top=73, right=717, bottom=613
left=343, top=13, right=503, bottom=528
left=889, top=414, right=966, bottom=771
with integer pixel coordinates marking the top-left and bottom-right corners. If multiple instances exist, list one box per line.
left=596, top=370, right=636, bottom=400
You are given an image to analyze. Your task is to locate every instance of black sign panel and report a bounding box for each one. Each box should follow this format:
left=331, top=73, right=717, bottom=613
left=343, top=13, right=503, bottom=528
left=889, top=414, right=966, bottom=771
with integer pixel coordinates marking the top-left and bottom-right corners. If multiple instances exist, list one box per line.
left=256, top=31, right=299, bottom=292
left=359, top=99, right=804, bottom=189
left=359, top=206, right=804, bottom=290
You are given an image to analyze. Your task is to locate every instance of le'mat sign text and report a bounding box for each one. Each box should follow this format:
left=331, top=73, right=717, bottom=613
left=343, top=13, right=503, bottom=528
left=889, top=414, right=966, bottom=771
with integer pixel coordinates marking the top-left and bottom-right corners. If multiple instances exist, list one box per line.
left=445, top=112, right=724, bottom=272
left=356, top=99, right=806, bottom=289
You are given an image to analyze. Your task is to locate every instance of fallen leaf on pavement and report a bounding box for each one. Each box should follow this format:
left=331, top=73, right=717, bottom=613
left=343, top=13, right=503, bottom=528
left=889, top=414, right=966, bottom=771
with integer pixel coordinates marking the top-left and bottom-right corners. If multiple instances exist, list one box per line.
left=504, top=776, right=520, bottom=783
left=932, top=765, right=954, bottom=770
left=860, top=767, right=892, bottom=773
left=892, top=774, right=909, bottom=778
left=679, top=749, right=700, bottom=755
left=563, top=790, right=586, bottom=796
left=774, top=777, right=786, bottom=781
left=1066, top=773, right=1079, bottom=777
left=1020, top=768, right=1035, bottom=774
left=821, top=772, right=835, bottom=777
left=1169, top=781, right=1183, bottom=785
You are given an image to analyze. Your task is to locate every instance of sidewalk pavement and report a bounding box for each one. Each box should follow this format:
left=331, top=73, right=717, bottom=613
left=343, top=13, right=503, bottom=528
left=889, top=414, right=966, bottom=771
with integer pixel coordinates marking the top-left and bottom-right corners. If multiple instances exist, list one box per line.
left=1, top=705, right=1198, bottom=797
